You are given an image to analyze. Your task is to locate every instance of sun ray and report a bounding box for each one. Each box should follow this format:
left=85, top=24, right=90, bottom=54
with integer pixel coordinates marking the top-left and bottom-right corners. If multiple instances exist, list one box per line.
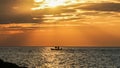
left=34, top=0, right=43, bottom=3
left=32, top=0, right=87, bottom=10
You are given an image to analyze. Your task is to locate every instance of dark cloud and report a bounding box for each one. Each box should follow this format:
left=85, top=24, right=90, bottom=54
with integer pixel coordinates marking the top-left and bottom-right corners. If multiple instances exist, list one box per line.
left=1, top=1, right=120, bottom=24
left=0, top=0, right=37, bottom=24
left=79, top=3, right=120, bottom=12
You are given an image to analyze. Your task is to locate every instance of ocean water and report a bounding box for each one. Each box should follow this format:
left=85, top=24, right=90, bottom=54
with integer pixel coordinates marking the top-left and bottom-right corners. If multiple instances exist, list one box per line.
left=0, top=47, right=120, bottom=68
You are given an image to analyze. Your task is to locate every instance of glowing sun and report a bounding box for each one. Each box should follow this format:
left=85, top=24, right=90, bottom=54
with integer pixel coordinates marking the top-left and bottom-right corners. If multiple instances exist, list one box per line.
left=34, top=0, right=66, bottom=7
left=32, top=0, right=85, bottom=10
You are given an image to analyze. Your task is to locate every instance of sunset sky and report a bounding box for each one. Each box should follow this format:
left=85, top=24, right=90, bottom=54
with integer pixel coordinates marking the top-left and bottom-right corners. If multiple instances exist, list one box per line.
left=0, top=0, right=120, bottom=23
left=0, top=0, right=120, bottom=46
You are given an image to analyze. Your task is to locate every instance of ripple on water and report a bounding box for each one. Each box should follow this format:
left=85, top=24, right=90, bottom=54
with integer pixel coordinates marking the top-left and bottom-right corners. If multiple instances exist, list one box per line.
left=0, top=47, right=120, bottom=68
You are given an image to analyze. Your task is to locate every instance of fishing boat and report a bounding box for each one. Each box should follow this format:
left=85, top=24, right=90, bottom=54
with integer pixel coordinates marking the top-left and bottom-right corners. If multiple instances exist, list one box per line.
left=51, top=46, right=62, bottom=50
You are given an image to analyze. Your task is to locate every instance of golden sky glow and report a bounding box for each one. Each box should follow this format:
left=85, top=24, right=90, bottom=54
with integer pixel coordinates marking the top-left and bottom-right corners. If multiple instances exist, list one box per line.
left=0, top=0, right=120, bottom=46
left=32, top=0, right=86, bottom=10
left=32, top=0, right=120, bottom=10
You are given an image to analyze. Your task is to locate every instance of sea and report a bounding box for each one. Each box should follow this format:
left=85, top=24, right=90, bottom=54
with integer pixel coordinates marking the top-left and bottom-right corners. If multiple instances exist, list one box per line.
left=0, top=47, right=120, bottom=68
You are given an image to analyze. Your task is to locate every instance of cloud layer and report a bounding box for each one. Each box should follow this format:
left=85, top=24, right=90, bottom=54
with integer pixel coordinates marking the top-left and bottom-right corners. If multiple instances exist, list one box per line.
left=0, top=0, right=120, bottom=23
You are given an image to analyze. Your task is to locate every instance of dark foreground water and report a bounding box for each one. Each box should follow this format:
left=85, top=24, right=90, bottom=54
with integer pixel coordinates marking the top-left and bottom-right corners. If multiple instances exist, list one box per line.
left=0, top=47, right=120, bottom=68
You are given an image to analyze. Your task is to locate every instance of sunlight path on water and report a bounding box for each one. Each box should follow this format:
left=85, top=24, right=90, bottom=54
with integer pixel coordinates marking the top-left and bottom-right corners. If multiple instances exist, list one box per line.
left=0, top=47, right=119, bottom=68
left=39, top=47, right=80, bottom=68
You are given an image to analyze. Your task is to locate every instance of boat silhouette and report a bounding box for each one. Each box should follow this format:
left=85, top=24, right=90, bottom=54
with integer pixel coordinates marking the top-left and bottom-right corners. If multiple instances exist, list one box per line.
left=51, top=46, right=62, bottom=50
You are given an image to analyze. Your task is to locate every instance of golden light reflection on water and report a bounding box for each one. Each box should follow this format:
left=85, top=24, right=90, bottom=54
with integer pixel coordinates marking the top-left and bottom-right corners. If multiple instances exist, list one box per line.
left=40, top=47, right=67, bottom=67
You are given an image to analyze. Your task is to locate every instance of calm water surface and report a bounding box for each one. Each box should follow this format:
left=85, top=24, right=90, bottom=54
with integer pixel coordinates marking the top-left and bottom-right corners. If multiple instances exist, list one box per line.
left=0, top=47, right=120, bottom=68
